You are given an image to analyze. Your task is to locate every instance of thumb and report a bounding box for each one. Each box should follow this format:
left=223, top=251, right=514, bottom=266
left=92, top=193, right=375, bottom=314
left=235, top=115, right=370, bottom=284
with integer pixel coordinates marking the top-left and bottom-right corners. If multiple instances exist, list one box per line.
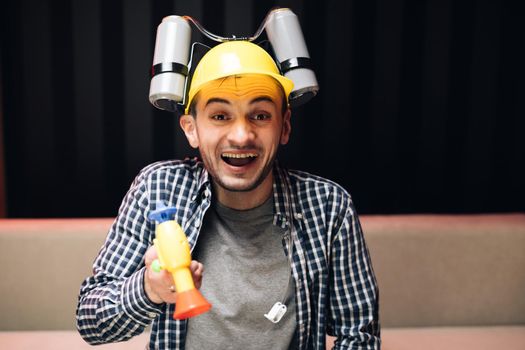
left=190, top=260, right=204, bottom=290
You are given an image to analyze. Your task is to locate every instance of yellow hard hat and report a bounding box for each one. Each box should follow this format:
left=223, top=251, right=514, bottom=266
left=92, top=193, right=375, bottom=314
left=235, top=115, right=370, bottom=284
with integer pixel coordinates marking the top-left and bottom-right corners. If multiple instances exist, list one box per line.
left=185, top=41, right=294, bottom=114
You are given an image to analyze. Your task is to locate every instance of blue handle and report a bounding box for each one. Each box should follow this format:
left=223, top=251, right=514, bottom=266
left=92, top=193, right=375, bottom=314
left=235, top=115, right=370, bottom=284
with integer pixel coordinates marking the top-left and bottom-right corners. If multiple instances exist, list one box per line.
left=148, top=201, right=177, bottom=223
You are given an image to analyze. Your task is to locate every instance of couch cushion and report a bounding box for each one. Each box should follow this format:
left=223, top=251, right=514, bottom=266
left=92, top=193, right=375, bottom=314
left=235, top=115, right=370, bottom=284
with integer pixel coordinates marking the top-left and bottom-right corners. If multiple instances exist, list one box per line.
left=0, top=219, right=114, bottom=330
left=0, top=330, right=149, bottom=349
left=2, top=327, right=523, bottom=350
left=381, top=326, right=525, bottom=350
left=360, top=214, right=525, bottom=327
left=2, top=214, right=524, bottom=334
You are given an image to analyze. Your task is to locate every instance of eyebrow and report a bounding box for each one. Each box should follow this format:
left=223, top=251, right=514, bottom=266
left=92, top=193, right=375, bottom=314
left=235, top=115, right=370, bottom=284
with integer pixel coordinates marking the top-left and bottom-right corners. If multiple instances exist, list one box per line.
left=204, top=96, right=277, bottom=108
left=205, top=98, right=230, bottom=107
left=249, top=96, right=276, bottom=105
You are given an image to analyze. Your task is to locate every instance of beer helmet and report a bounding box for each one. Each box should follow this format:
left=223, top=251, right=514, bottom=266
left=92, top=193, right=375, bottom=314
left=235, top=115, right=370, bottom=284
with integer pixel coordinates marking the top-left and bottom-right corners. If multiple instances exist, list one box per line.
left=149, top=8, right=319, bottom=114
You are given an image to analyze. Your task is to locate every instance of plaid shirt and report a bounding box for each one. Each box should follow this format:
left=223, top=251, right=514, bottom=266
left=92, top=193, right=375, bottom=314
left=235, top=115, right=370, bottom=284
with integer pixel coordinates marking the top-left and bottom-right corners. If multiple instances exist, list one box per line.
left=77, top=159, right=380, bottom=349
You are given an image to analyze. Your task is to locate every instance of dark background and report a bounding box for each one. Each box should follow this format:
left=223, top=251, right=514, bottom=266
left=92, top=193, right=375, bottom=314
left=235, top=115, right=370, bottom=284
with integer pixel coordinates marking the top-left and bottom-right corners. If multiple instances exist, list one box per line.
left=1, top=0, right=524, bottom=218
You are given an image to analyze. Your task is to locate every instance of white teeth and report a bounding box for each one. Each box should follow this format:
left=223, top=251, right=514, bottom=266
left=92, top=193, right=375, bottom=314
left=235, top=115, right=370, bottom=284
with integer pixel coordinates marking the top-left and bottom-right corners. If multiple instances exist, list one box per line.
left=222, top=153, right=258, bottom=159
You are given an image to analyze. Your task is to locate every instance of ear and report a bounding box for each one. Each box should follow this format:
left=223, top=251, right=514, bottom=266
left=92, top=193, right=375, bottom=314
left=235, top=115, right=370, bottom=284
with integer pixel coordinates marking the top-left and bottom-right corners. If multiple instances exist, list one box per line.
left=280, top=109, right=292, bottom=145
left=179, top=114, right=199, bottom=149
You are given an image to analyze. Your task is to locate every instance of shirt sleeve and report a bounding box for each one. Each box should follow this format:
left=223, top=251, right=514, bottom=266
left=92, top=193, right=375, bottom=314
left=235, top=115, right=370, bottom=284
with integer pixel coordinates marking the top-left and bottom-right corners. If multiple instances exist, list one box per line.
left=76, top=172, right=163, bottom=345
left=328, top=202, right=381, bottom=349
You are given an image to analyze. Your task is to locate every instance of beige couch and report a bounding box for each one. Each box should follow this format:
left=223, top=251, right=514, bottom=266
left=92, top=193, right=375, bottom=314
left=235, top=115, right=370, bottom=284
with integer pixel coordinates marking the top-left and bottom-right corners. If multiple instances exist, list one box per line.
left=1, top=214, right=524, bottom=349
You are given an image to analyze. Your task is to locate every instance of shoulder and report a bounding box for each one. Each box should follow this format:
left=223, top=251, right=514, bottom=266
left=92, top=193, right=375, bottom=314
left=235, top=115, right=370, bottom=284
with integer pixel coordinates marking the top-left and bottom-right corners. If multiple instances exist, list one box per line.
left=134, top=158, right=204, bottom=185
left=286, top=168, right=353, bottom=206
left=283, top=168, right=358, bottom=227
left=121, top=158, right=206, bottom=215
left=282, top=168, right=359, bottom=240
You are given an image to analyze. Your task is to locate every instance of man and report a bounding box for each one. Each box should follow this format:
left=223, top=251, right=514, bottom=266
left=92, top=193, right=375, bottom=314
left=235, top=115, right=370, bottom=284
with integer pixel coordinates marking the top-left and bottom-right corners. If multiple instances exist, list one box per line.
left=76, top=40, right=380, bottom=349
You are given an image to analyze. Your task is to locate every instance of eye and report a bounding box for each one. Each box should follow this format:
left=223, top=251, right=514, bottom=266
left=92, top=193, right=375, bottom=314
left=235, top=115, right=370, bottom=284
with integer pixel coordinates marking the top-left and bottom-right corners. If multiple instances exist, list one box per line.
left=252, top=113, right=270, bottom=121
left=211, top=114, right=228, bottom=121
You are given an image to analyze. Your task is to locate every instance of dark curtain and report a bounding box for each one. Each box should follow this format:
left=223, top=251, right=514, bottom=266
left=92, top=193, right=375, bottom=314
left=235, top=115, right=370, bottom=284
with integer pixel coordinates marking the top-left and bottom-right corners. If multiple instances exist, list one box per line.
left=1, top=0, right=524, bottom=218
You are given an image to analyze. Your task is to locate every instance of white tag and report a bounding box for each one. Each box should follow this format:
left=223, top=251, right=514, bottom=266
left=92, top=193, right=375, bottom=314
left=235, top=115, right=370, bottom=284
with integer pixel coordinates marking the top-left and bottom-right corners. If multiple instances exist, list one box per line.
left=264, top=302, right=287, bottom=323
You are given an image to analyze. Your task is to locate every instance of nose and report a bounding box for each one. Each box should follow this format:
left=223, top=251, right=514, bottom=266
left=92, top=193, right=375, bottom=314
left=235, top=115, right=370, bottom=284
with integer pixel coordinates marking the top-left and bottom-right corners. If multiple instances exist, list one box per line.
left=227, top=118, right=255, bottom=146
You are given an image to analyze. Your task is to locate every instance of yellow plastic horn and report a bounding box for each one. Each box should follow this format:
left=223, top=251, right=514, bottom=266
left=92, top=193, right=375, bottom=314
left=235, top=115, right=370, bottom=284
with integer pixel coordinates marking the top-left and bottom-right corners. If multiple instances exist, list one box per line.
left=149, top=203, right=211, bottom=319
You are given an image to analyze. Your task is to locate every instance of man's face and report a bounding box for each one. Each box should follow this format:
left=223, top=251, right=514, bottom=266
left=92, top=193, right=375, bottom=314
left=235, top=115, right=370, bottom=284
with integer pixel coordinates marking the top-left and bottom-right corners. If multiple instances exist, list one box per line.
left=180, top=74, right=291, bottom=194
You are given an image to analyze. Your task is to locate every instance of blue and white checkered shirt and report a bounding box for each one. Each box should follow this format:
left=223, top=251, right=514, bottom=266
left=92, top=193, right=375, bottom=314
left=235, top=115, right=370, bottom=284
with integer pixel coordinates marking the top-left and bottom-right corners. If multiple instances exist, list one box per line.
left=76, top=159, right=380, bottom=349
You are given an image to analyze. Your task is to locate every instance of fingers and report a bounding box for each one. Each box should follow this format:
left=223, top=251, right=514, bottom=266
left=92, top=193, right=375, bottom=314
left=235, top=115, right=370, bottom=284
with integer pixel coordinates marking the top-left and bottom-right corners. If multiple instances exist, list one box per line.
left=144, top=245, right=158, bottom=267
left=144, top=246, right=177, bottom=304
left=144, top=247, right=205, bottom=304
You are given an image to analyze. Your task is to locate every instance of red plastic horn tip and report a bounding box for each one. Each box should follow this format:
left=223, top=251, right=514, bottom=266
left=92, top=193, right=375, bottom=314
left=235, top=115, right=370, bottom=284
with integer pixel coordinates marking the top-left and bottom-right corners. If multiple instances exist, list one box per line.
left=173, top=289, right=212, bottom=320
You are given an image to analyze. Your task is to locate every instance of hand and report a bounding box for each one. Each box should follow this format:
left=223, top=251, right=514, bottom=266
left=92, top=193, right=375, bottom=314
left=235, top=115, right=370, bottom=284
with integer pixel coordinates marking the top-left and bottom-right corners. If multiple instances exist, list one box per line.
left=143, top=245, right=204, bottom=304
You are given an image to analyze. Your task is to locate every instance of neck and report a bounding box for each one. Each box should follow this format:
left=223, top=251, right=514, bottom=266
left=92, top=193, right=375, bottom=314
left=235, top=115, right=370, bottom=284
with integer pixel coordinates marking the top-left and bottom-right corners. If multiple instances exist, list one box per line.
left=213, top=174, right=274, bottom=210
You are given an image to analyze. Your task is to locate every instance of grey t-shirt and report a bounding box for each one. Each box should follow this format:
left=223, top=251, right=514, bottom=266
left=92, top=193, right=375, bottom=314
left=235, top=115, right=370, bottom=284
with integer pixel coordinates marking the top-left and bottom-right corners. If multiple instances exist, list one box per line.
left=185, top=197, right=297, bottom=349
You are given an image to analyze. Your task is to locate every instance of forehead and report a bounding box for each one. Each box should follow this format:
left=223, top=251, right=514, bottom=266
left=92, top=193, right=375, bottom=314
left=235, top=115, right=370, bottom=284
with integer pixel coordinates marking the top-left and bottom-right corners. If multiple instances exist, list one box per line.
left=195, top=75, right=284, bottom=109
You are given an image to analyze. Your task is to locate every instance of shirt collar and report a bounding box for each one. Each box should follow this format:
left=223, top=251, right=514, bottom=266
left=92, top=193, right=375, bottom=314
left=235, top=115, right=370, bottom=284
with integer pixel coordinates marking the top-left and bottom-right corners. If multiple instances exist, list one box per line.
left=197, top=163, right=210, bottom=191
left=192, top=162, right=211, bottom=202
left=272, top=161, right=294, bottom=230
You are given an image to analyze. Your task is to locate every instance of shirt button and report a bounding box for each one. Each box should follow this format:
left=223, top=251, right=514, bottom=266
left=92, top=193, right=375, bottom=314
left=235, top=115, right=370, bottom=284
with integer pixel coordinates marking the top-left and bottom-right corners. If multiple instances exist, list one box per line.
left=295, top=213, right=303, bottom=220
left=148, top=312, right=157, bottom=318
left=194, top=219, right=200, bottom=228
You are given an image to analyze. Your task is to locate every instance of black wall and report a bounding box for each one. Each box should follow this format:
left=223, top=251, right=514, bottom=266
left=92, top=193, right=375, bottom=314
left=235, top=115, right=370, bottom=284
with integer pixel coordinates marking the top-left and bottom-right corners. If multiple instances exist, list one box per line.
left=1, top=0, right=524, bottom=218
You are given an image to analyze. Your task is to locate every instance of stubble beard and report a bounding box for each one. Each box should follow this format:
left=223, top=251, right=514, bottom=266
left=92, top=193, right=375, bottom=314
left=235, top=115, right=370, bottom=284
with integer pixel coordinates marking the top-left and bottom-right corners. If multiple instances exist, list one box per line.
left=202, top=152, right=277, bottom=193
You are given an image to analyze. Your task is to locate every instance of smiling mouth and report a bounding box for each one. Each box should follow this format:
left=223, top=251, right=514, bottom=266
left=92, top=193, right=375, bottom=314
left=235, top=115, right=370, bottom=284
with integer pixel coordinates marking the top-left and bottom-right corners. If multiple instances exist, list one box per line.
left=221, top=152, right=258, bottom=167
